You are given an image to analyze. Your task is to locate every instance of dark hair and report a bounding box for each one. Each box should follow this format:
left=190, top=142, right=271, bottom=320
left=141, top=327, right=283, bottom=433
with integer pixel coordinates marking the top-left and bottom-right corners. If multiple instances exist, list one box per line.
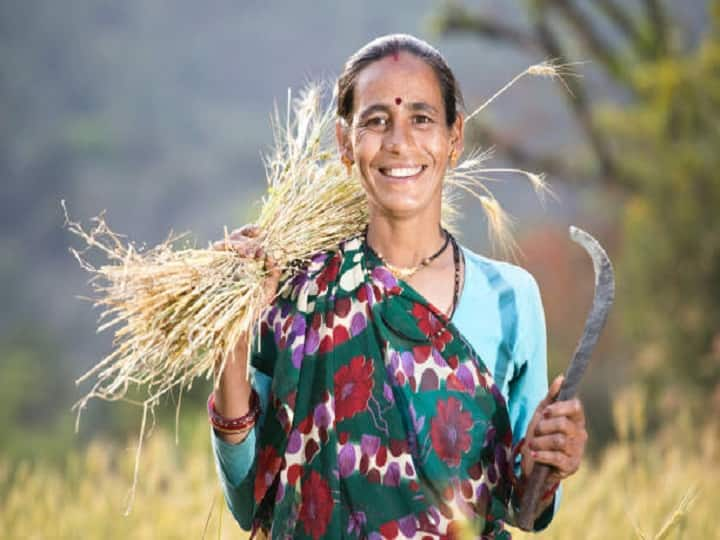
left=336, top=33, right=465, bottom=128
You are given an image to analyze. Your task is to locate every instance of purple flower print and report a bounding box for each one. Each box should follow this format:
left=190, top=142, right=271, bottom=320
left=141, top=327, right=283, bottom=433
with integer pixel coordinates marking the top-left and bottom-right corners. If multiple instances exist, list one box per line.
left=401, top=351, right=415, bottom=378
left=456, top=364, right=475, bottom=393
left=313, top=403, right=331, bottom=429
left=304, top=328, right=319, bottom=355
left=371, top=266, right=398, bottom=289
left=398, top=515, right=417, bottom=537
left=291, top=314, right=306, bottom=337
left=287, top=429, right=301, bottom=454
left=347, top=511, right=367, bottom=536
left=291, top=345, right=304, bottom=368
left=383, top=462, right=400, bottom=487
left=383, top=382, right=395, bottom=404
left=361, top=434, right=380, bottom=456
left=350, top=312, right=367, bottom=337
left=338, top=444, right=356, bottom=478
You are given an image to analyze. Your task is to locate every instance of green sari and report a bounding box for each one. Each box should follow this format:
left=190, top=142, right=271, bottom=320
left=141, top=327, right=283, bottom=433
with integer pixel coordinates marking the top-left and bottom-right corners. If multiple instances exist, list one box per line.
left=242, top=235, right=522, bottom=539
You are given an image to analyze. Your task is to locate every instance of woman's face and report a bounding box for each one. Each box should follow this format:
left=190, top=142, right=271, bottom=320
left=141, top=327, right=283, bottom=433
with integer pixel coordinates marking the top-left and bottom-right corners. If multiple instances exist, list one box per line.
left=337, top=51, right=464, bottom=220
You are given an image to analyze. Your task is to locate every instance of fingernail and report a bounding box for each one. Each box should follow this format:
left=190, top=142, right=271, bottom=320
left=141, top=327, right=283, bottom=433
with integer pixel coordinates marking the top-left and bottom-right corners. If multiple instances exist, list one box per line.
left=531, top=451, right=538, bottom=458
left=543, top=408, right=551, bottom=418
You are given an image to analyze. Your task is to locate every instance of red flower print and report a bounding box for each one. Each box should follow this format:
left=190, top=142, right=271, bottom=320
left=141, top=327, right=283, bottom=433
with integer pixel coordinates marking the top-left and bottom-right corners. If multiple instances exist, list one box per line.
left=316, top=254, right=341, bottom=293
left=411, top=303, right=452, bottom=351
left=299, top=470, right=334, bottom=539
left=334, top=355, right=374, bottom=421
left=254, top=445, right=282, bottom=503
left=430, top=397, right=473, bottom=467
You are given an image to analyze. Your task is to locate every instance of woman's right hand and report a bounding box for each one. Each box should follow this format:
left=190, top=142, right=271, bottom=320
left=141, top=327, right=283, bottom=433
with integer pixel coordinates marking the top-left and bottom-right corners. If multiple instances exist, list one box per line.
left=212, top=224, right=282, bottom=305
left=211, top=224, right=281, bottom=444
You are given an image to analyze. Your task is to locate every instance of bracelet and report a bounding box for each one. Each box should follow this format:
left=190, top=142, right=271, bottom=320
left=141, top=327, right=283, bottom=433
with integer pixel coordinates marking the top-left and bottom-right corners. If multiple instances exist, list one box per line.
left=207, top=389, right=261, bottom=433
left=509, top=438, right=559, bottom=503
left=510, top=438, right=527, bottom=501
left=541, top=481, right=560, bottom=500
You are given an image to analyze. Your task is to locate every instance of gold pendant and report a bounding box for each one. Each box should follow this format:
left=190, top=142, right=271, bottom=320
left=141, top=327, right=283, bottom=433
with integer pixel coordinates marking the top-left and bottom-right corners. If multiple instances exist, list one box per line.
left=385, top=263, right=420, bottom=280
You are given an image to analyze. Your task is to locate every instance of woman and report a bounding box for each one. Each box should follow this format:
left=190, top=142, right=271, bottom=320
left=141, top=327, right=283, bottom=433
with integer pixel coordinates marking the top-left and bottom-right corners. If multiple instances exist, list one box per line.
left=209, top=34, right=587, bottom=539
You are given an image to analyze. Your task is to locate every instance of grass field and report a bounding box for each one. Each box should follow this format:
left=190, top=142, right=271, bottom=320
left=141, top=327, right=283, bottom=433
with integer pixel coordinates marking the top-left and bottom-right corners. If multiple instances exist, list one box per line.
left=1, top=418, right=717, bottom=539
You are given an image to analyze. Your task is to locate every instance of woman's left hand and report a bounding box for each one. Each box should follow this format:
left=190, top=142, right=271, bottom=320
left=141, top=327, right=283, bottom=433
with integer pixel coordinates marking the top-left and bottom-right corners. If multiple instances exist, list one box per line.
left=521, top=375, right=588, bottom=484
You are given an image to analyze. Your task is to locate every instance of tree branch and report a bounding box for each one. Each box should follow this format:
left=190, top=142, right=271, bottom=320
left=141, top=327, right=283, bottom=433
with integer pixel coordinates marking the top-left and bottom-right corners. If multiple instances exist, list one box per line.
left=431, top=3, right=541, bottom=54
left=593, top=0, right=647, bottom=53
left=643, top=0, right=669, bottom=56
left=547, top=0, right=632, bottom=86
left=530, top=4, right=620, bottom=184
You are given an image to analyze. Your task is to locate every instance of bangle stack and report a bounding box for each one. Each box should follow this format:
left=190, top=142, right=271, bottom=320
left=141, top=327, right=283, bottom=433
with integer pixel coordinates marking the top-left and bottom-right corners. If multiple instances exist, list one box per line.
left=510, top=437, right=560, bottom=508
left=207, top=389, right=261, bottom=434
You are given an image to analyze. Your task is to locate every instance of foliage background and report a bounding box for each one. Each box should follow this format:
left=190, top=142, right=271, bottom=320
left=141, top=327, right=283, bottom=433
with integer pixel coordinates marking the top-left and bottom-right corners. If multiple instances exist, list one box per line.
left=1, top=0, right=718, bottom=537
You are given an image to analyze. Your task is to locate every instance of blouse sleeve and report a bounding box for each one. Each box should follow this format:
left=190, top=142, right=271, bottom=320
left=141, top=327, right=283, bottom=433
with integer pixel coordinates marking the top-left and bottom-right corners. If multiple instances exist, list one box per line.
left=507, top=270, right=561, bottom=531
left=208, top=297, right=283, bottom=530
left=210, top=370, right=271, bottom=530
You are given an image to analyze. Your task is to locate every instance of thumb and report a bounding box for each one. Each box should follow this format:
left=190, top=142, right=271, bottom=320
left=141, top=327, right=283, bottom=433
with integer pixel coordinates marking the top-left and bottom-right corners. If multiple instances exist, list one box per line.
left=541, top=374, right=564, bottom=408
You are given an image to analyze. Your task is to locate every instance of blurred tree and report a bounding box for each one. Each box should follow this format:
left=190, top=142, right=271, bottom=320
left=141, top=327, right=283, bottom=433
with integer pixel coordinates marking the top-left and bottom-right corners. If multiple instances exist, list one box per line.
left=430, top=0, right=720, bottom=418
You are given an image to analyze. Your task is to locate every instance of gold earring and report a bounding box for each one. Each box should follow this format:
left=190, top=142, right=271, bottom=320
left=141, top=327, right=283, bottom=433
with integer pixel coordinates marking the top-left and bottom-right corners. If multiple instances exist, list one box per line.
left=341, top=155, right=354, bottom=176
left=449, top=148, right=458, bottom=168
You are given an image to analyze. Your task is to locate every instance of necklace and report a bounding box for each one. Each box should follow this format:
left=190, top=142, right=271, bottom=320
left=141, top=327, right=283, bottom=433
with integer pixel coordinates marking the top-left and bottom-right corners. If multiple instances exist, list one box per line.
left=365, top=227, right=450, bottom=280
left=446, top=233, right=463, bottom=319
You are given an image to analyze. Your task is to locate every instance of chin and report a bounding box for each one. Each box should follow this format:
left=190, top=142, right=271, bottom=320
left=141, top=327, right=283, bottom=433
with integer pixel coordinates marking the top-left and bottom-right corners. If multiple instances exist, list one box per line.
left=370, top=195, right=436, bottom=220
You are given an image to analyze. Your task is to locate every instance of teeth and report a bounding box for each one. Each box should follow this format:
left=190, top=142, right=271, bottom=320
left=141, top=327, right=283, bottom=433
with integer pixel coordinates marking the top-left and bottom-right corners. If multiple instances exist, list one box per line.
left=381, top=166, right=423, bottom=178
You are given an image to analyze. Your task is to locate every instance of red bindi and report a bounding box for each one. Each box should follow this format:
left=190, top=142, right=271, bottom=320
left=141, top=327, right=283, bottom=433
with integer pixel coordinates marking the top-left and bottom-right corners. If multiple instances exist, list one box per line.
left=391, top=50, right=400, bottom=61
left=395, top=97, right=402, bottom=105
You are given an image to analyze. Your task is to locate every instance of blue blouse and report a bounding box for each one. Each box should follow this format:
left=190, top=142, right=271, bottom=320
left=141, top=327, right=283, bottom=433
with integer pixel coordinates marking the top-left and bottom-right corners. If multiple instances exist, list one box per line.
left=210, top=245, right=560, bottom=530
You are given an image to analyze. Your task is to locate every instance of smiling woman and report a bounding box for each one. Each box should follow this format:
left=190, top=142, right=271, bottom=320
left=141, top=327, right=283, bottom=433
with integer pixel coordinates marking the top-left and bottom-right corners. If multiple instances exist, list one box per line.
left=209, top=34, right=587, bottom=539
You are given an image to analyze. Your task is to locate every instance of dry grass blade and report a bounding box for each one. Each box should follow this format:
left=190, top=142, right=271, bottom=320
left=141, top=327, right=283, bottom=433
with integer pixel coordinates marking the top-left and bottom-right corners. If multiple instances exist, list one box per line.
left=465, top=58, right=585, bottom=123
left=653, top=487, right=698, bottom=540
left=66, top=73, right=555, bottom=512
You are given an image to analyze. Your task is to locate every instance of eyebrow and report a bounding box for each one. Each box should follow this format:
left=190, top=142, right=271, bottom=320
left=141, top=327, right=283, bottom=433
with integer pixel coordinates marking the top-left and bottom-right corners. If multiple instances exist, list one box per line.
left=357, top=101, right=440, bottom=122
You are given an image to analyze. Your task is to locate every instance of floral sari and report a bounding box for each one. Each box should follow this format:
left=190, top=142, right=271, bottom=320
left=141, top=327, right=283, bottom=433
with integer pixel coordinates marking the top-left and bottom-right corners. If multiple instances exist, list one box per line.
left=241, top=235, right=521, bottom=539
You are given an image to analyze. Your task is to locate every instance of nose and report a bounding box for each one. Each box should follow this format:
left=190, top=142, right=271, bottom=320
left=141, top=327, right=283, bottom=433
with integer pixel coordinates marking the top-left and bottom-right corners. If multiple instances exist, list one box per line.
left=382, top=117, right=414, bottom=154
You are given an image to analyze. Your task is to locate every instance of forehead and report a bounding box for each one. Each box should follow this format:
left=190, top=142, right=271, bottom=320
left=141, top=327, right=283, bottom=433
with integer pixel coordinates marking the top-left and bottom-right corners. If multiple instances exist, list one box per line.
left=352, top=51, right=443, bottom=111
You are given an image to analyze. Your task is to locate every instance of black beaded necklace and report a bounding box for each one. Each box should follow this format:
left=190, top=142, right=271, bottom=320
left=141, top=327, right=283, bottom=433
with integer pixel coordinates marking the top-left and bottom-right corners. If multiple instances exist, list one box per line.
left=364, top=226, right=463, bottom=320
left=364, top=226, right=450, bottom=280
left=447, top=233, right=463, bottom=319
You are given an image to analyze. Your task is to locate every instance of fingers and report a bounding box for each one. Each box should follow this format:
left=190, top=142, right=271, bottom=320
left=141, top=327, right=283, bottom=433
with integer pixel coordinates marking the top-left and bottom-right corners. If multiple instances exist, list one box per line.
left=533, top=415, right=575, bottom=437
left=543, top=397, right=585, bottom=424
left=529, top=450, right=575, bottom=476
left=212, top=224, right=264, bottom=257
left=213, top=239, right=262, bottom=257
left=530, top=432, right=572, bottom=453
left=230, top=224, right=260, bottom=239
left=524, top=390, right=588, bottom=480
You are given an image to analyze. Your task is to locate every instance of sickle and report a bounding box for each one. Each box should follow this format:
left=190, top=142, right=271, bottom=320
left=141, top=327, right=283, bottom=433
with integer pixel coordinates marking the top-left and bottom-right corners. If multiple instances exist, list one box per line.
left=516, top=226, right=615, bottom=530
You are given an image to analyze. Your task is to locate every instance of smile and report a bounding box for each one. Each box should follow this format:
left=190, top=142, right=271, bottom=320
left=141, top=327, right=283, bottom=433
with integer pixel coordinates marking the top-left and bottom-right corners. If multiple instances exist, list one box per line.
left=378, top=165, right=427, bottom=179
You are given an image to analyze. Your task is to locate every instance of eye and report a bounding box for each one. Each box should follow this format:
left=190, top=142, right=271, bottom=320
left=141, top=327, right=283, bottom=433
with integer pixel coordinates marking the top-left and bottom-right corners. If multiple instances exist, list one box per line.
left=412, top=114, right=435, bottom=126
left=364, top=116, right=388, bottom=129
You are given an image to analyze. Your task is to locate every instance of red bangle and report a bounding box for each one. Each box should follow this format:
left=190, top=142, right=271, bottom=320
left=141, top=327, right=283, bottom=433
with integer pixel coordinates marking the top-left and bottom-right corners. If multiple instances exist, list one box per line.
left=509, top=438, right=559, bottom=503
left=541, top=481, right=560, bottom=500
left=207, top=389, right=261, bottom=433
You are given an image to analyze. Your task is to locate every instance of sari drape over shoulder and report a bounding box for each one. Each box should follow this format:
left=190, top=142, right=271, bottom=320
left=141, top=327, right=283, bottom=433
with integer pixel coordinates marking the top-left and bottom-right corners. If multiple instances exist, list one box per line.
left=240, top=236, right=521, bottom=539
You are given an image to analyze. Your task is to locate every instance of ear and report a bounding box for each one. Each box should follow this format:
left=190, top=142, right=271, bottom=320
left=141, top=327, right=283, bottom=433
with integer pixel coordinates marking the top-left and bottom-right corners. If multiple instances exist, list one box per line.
left=335, top=119, right=354, bottom=162
left=449, top=113, right=465, bottom=157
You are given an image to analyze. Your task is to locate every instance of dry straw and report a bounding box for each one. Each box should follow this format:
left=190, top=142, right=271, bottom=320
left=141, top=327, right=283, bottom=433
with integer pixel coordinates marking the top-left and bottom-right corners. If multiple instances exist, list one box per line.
left=66, top=61, right=569, bottom=512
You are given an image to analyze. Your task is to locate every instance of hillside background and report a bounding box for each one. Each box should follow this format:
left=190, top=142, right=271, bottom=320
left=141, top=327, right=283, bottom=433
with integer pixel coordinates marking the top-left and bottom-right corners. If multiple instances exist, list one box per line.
left=1, top=1, right=718, bottom=538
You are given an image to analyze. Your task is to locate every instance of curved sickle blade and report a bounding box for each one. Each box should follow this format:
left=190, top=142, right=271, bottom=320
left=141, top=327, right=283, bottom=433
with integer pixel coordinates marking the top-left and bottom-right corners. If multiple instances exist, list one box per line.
left=516, top=226, right=615, bottom=530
